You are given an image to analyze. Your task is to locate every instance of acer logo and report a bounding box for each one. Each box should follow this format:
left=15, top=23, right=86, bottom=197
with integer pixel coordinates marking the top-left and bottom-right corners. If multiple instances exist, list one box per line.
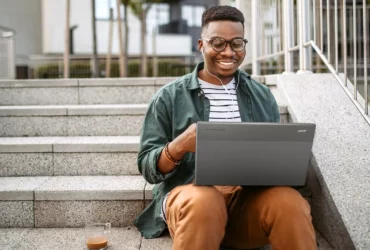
left=297, top=130, right=307, bottom=133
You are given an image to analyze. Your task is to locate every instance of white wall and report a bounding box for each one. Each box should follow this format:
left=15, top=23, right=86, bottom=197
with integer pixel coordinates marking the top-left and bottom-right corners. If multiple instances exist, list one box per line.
left=219, top=0, right=235, bottom=6
left=235, top=0, right=253, bottom=64
left=42, top=0, right=192, bottom=56
left=0, top=0, right=42, bottom=62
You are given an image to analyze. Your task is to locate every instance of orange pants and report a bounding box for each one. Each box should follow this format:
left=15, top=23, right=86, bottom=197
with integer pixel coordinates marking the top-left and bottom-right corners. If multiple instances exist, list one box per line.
left=165, top=184, right=317, bottom=250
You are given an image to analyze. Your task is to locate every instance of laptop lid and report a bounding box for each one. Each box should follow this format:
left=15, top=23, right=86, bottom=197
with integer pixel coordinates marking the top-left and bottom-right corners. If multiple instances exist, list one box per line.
left=195, top=122, right=316, bottom=186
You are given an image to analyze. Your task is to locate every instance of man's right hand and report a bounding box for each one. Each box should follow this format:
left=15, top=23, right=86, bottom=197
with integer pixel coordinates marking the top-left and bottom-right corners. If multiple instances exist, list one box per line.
left=157, top=123, right=197, bottom=175
left=171, top=123, right=197, bottom=154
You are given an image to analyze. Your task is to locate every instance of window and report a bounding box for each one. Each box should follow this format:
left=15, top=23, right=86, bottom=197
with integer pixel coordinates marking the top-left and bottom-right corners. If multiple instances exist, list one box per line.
left=181, top=5, right=205, bottom=27
left=95, top=0, right=125, bottom=20
left=146, top=4, right=170, bottom=34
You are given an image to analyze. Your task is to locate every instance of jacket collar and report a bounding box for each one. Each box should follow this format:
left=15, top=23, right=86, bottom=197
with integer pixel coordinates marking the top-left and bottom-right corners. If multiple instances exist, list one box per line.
left=186, top=62, right=251, bottom=92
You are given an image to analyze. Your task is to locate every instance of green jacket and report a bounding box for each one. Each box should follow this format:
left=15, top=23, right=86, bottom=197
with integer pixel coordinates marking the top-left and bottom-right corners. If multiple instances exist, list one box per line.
left=134, top=62, right=280, bottom=239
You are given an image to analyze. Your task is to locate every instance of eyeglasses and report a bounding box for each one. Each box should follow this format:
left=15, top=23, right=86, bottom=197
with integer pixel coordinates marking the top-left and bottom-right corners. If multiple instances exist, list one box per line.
left=202, top=37, right=248, bottom=52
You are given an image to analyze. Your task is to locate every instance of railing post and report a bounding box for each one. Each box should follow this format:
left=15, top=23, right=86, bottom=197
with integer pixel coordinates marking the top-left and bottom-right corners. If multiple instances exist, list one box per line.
left=363, top=0, right=368, bottom=114
left=353, top=0, right=357, bottom=99
left=297, top=0, right=312, bottom=74
left=251, top=0, right=260, bottom=75
left=283, top=0, right=294, bottom=74
left=343, top=0, right=347, bottom=87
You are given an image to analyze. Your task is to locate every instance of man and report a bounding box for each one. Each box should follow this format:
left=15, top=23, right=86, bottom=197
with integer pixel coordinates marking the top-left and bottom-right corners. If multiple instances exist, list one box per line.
left=134, top=5, right=317, bottom=250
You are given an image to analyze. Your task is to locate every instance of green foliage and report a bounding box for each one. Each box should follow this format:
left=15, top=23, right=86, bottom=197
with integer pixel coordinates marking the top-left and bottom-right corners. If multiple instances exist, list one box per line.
left=36, top=64, right=59, bottom=78
left=102, top=60, right=194, bottom=77
left=36, top=63, right=91, bottom=79
left=35, top=60, right=195, bottom=79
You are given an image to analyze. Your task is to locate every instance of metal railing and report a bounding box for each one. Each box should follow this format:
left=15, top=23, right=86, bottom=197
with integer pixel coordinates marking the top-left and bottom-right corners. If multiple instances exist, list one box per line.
left=0, top=26, right=15, bottom=79
left=244, top=0, right=369, bottom=124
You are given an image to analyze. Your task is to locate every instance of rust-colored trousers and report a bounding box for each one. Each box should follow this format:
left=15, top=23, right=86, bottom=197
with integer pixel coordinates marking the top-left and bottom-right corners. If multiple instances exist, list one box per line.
left=165, top=184, right=317, bottom=250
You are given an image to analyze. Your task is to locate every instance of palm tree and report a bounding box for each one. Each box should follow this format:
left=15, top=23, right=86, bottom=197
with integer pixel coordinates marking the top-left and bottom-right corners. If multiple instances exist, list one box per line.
left=130, top=1, right=152, bottom=77
left=123, top=0, right=168, bottom=77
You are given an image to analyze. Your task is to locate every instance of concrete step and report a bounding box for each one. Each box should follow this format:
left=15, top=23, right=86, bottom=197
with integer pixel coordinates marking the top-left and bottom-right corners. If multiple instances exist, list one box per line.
left=0, top=176, right=149, bottom=228
left=0, top=176, right=313, bottom=229
left=0, top=78, right=175, bottom=106
left=0, top=104, right=288, bottom=137
left=0, top=77, right=277, bottom=106
left=0, top=104, right=146, bottom=137
left=0, top=136, right=140, bottom=176
left=0, top=227, right=334, bottom=250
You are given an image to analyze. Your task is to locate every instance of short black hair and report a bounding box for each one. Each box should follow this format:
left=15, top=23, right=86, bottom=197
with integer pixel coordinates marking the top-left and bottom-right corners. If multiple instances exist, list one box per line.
left=201, top=5, right=245, bottom=29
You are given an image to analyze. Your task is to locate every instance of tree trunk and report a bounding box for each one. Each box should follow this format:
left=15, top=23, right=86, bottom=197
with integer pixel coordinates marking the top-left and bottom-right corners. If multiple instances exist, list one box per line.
left=116, top=0, right=125, bottom=77
left=140, top=10, right=148, bottom=77
left=91, top=0, right=99, bottom=78
left=152, top=27, right=158, bottom=77
left=106, top=8, right=114, bottom=78
left=123, top=1, right=128, bottom=77
left=64, top=0, right=70, bottom=78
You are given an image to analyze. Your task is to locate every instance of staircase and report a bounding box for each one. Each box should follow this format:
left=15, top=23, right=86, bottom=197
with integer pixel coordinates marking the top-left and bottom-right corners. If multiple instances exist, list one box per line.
left=0, top=77, right=333, bottom=249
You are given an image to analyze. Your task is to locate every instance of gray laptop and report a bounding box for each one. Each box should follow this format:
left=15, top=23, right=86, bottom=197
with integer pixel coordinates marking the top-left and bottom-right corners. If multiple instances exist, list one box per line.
left=195, top=121, right=316, bottom=186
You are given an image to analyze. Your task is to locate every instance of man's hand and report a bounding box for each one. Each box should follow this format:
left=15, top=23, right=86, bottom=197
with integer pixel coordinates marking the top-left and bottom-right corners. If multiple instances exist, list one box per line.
left=157, top=123, right=197, bottom=175
left=173, top=123, right=197, bottom=153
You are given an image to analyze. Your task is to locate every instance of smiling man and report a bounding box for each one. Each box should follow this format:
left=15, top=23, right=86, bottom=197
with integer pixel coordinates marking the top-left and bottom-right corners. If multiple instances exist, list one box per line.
left=134, top=5, right=317, bottom=250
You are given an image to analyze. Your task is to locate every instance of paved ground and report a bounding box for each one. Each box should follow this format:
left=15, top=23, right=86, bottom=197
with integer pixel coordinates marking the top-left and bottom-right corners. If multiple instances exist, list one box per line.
left=1, top=227, right=334, bottom=250
left=2, top=227, right=169, bottom=250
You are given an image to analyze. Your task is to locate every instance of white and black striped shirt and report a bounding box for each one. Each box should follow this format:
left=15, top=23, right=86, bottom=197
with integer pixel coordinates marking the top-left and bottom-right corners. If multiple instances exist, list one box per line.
left=199, top=78, right=241, bottom=122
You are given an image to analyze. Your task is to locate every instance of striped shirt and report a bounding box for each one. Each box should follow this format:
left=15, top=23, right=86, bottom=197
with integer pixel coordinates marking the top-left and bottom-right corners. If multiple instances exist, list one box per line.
left=199, top=78, right=241, bottom=122
left=161, top=78, right=242, bottom=224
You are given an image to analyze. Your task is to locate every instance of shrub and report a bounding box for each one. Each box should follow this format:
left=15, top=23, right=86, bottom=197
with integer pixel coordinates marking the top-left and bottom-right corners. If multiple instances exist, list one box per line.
left=36, top=60, right=196, bottom=79
left=36, top=62, right=91, bottom=78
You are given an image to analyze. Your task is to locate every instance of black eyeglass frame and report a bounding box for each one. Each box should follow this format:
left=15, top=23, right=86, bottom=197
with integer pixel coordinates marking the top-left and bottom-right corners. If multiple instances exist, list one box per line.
left=201, top=37, right=248, bottom=52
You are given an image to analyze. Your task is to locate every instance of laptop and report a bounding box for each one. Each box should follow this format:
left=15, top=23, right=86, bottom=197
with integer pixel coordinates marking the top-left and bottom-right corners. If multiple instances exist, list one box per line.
left=194, top=121, right=316, bottom=186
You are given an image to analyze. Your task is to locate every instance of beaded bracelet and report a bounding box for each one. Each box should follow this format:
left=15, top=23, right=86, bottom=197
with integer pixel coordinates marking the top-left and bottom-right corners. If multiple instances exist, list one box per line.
left=164, top=142, right=182, bottom=165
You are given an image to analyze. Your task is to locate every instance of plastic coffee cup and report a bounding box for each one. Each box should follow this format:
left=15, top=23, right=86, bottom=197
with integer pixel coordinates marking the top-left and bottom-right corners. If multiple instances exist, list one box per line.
left=85, top=222, right=111, bottom=250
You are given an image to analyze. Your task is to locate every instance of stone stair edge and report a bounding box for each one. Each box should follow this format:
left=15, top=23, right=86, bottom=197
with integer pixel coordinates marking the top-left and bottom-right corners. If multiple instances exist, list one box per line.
left=0, top=176, right=311, bottom=202
left=0, top=77, right=178, bottom=88
left=0, top=176, right=151, bottom=201
left=0, top=103, right=288, bottom=116
left=0, top=75, right=275, bottom=88
left=0, top=104, right=148, bottom=116
left=0, top=136, right=140, bottom=153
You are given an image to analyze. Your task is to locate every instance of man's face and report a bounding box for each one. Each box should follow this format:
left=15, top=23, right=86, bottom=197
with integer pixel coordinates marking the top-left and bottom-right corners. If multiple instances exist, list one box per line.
left=199, top=21, right=246, bottom=80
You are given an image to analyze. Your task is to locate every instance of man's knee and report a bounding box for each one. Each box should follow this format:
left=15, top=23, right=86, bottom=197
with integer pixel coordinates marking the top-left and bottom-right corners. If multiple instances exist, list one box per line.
left=263, top=187, right=311, bottom=218
left=170, top=184, right=227, bottom=219
left=181, top=184, right=225, bottom=208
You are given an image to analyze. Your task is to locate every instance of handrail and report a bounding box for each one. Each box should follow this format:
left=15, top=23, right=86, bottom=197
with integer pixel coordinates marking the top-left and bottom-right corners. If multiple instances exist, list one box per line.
left=256, top=51, right=284, bottom=62
left=0, top=25, right=15, bottom=33
left=309, top=40, right=370, bottom=125
left=245, top=0, right=369, bottom=125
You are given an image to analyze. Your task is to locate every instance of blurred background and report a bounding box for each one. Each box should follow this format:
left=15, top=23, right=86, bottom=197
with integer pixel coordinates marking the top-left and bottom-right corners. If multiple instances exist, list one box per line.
left=0, top=0, right=368, bottom=96
left=0, top=0, right=231, bottom=79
